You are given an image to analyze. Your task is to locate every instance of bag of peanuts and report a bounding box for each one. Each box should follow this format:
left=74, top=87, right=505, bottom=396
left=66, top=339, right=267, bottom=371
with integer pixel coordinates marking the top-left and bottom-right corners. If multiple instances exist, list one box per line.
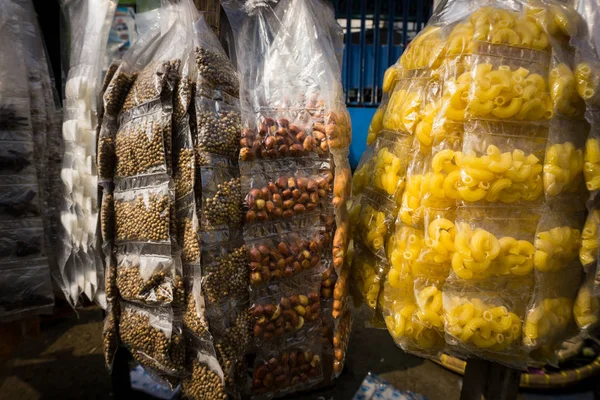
left=250, top=330, right=324, bottom=398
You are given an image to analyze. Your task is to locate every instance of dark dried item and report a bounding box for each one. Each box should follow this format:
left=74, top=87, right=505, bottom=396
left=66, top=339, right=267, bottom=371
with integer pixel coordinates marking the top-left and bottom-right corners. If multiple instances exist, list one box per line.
left=174, top=147, right=194, bottom=197
left=174, top=76, right=193, bottom=124
left=195, top=47, right=239, bottom=96
left=250, top=291, right=321, bottom=341
left=196, top=104, right=241, bottom=163
left=178, top=216, right=200, bottom=263
left=202, top=246, right=248, bottom=304
left=183, top=291, right=210, bottom=338
left=98, top=132, right=116, bottom=180
left=252, top=347, right=323, bottom=395
left=333, top=312, right=352, bottom=375
left=102, top=306, right=119, bottom=369
left=122, top=61, right=170, bottom=112
left=101, top=191, right=114, bottom=243
left=240, top=117, right=327, bottom=161
left=119, top=305, right=185, bottom=374
left=248, top=232, right=324, bottom=287
left=115, top=115, right=167, bottom=178
left=203, top=177, right=242, bottom=228
left=104, top=69, right=135, bottom=117
left=244, top=176, right=328, bottom=223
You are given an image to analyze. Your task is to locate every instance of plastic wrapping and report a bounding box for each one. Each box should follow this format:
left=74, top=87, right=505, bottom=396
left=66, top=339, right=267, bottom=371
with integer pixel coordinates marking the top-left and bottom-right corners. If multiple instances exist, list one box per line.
left=58, top=0, right=117, bottom=307
left=250, top=331, right=324, bottom=398
left=348, top=0, right=600, bottom=367
left=332, top=311, right=352, bottom=377
left=119, top=301, right=186, bottom=375
left=249, top=276, right=321, bottom=344
left=116, top=253, right=184, bottom=307
left=201, top=243, right=248, bottom=305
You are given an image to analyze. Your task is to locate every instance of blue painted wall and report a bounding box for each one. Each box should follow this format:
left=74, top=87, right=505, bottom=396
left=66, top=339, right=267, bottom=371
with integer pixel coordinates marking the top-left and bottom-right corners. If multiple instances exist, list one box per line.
left=348, top=107, right=376, bottom=170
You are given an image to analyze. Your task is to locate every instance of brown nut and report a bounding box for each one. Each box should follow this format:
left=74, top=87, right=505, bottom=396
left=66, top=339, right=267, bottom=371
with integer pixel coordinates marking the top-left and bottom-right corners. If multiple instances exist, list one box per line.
left=293, top=204, right=306, bottom=213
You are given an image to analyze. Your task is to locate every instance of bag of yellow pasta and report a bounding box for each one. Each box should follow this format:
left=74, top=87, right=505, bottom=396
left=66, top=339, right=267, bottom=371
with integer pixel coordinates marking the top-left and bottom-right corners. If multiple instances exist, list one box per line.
left=580, top=209, right=600, bottom=270
left=573, top=270, right=600, bottom=332
left=456, top=123, right=547, bottom=206
left=543, top=118, right=588, bottom=202
left=368, top=133, right=412, bottom=204
left=451, top=208, right=539, bottom=281
left=350, top=245, right=388, bottom=312
left=421, top=134, right=463, bottom=210
left=533, top=209, right=584, bottom=273
left=442, top=277, right=532, bottom=365
left=523, top=266, right=581, bottom=366
left=357, top=191, right=395, bottom=258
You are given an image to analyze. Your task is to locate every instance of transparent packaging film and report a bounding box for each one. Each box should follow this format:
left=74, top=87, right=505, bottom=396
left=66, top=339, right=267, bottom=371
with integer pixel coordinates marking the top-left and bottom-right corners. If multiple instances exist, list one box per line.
left=116, top=252, right=184, bottom=307
left=201, top=242, right=248, bottom=305
left=574, top=269, right=600, bottom=332
left=251, top=331, right=324, bottom=398
left=195, top=95, right=241, bottom=165
left=103, top=303, right=119, bottom=372
left=523, top=266, right=582, bottom=364
left=0, top=258, right=54, bottom=321
left=119, top=301, right=185, bottom=375
left=533, top=210, right=584, bottom=273
left=114, top=176, right=173, bottom=247
left=249, top=275, right=322, bottom=345
left=0, top=218, right=45, bottom=260
left=247, top=227, right=326, bottom=289
left=442, top=277, right=533, bottom=364
left=242, top=160, right=332, bottom=227
left=350, top=244, right=388, bottom=313
left=183, top=275, right=211, bottom=339
left=199, top=160, right=242, bottom=231
left=182, top=346, right=227, bottom=400
left=451, top=207, right=540, bottom=280
left=332, top=311, right=352, bottom=377
left=356, top=191, right=395, bottom=260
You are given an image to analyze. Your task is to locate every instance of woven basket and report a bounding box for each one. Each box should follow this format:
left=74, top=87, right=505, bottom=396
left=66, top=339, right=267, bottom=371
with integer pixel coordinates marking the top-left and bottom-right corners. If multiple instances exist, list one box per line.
left=194, top=0, right=221, bottom=35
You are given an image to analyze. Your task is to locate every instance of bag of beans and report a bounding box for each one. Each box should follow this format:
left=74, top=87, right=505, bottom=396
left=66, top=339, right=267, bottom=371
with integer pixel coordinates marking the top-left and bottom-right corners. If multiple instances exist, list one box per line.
left=114, top=176, right=174, bottom=248
left=199, top=158, right=242, bottom=232
left=182, top=334, right=227, bottom=400
left=200, top=241, right=248, bottom=305
left=102, top=302, right=120, bottom=372
left=116, top=252, right=184, bottom=307
left=119, top=301, right=186, bottom=375
left=183, top=274, right=211, bottom=339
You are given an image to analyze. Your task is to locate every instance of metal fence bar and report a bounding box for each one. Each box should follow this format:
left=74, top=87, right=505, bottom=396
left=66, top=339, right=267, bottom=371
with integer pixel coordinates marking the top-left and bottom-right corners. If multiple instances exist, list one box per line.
left=359, top=0, right=367, bottom=104
left=402, top=0, right=409, bottom=49
left=372, top=0, right=381, bottom=106
left=417, top=0, right=425, bottom=31
left=345, top=0, right=352, bottom=104
left=387, top=0, right=395, bottom=68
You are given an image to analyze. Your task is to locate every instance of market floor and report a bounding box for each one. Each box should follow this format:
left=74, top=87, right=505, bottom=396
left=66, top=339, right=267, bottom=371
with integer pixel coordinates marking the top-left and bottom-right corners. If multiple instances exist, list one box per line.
left=0, top=305, right=596, bottom=400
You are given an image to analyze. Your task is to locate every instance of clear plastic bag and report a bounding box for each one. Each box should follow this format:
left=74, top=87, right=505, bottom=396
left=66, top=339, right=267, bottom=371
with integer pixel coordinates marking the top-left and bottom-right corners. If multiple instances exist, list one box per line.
left=332, top=311, right=352, bottom=377
left=116, top=252, right=184, bottom=307
left=0, top=218, right=45, bottom=259
left=195, top=95, right=241, bottom=164
left=182, top=341, right=227, bottom=400
left=114, top=176, right=173, bottom=246
left=249, top=276, right=322, bottom=344
left=201, top=242, right=248, bottom=305
left=199, top=159, right=242, bottom=231
left=183, top=275, right=211, bottom=339
left=523, top=266, right=581, bottom=365
left=247, top=227, right=325, bottom=288
left=119, top=301, right=186, bottom=375
left=0, top=258, right=54, bottom=321
left=103, top=303, right=120, bottom=372
left=251, top=332, right=324, bottom=398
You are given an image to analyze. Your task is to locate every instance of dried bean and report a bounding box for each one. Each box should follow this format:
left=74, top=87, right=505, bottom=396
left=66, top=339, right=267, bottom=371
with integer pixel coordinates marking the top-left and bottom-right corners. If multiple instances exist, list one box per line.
left=203, top=246, right=248, bottom=304
left=204, top=177, right=242, bottom=228
left=195, top=47, right=239, bottom=96
left=114, top=193, right=170, bottom=243
left=182, top=358, right=227, bottom=400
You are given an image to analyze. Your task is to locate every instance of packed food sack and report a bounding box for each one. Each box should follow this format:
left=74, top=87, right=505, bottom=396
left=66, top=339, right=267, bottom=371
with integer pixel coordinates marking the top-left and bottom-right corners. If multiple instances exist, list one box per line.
left=351, top=0, right=600, bottom=367
left=223, top=0, right=352, bottom=395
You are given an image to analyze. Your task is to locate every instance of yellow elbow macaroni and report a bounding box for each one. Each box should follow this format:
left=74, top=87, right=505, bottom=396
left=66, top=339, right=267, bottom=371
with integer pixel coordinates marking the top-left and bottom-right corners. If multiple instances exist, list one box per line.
left=360, top=203, right=390, bottom=256
left=372, top=142, right=409, bottom=199
left=468, top=64, right=552, bottom=121
left=351, top=251, right=386, bottom=310
left=523, top=297, right=573, bottom=347
left=573, top=285, right=600, bottom=329
left=580, top=210, right=600, bottom=267
left=534, top=226, right=581, bottom=272
left=444, top=295, right=522, bottom=351
left=584, top=138, right=600, bottom=191
left=455, top=145, right=544, bottom=204
left=549, top=63, right=585, bottom=118
left=543, top=142, right=584, bottom=197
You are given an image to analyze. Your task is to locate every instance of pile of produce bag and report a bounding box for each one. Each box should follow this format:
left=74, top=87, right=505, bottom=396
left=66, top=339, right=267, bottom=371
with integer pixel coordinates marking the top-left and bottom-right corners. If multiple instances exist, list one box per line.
left=351, top=0, right=600, bottom=367
left=0, top=0, right=62, bottom=320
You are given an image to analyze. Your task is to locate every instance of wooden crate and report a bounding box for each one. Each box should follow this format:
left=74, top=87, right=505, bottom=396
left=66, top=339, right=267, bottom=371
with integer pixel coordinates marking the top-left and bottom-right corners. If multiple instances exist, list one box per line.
left=194, top=0, right=221, bottom=35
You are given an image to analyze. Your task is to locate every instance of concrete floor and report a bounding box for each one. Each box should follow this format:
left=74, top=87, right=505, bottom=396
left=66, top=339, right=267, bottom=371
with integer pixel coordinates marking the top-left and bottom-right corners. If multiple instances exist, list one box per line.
left=0, top=305, right=596, bottom=400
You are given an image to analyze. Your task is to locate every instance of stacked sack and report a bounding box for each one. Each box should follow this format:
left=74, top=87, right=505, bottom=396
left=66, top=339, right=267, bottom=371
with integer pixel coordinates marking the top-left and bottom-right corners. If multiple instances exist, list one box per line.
left=99, top=2, right=252, bottom=397
left=223, top=0, right=353, bottom=396
left=59, top=0, right=117, bottom=307
left=0, top=0, right=62, bottom=319
left=351, top=0, right=598, bottom=367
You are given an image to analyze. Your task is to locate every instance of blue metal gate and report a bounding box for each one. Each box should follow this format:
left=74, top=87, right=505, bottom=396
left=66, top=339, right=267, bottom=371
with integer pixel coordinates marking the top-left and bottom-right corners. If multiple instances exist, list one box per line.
left=333, top=0, right=434, bottom=107
left=334, top=0, right=434, bottom=167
